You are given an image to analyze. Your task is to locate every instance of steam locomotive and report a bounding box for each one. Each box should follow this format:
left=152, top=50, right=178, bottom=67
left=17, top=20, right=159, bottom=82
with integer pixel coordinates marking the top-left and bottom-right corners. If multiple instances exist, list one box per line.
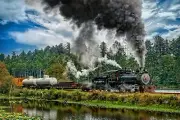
left=21, top=69, right=155, bottom=92
left=90, top=69, right=155, bottom=92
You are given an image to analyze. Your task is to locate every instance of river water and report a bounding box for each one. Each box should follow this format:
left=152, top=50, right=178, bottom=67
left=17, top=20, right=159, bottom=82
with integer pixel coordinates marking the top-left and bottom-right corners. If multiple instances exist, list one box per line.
left=0, top=99, right=180, bottom=120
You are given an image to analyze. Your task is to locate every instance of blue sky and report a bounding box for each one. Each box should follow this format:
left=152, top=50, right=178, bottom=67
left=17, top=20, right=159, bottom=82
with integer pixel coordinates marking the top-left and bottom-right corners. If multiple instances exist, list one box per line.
left=0, top=0, right=179, bottom=55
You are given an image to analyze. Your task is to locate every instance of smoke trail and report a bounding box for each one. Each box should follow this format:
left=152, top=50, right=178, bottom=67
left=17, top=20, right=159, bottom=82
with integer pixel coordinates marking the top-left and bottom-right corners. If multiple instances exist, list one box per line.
left=67, top=61, right=97, bottom=79
left=72, top=22, right=101, bottom=67
left=98, top=56, right=121, bottom=68
left=67, top=55, right=121, bottom=79
left=42, top=0, right=146, bottom=67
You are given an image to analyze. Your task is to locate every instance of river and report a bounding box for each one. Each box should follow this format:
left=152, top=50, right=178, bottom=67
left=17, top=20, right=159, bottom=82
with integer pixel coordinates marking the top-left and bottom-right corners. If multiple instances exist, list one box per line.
left=0, top=99, right=180, bottom=120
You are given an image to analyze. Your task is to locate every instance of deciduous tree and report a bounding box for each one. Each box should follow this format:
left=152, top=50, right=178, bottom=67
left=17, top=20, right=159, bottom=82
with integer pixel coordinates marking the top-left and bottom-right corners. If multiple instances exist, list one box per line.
left=0, top=62, right=13, bottom=93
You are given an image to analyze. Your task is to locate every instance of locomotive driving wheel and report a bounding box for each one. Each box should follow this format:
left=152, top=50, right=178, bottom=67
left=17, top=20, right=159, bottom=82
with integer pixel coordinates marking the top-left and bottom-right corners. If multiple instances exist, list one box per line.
left=139, top=85, right=145, bottom=93
left=118, top=85, right=126, bottom=93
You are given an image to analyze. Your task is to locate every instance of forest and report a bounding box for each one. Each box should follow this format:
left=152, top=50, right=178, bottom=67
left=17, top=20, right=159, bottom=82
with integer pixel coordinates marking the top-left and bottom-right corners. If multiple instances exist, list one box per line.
left=0, top=35, right=180, bottom=90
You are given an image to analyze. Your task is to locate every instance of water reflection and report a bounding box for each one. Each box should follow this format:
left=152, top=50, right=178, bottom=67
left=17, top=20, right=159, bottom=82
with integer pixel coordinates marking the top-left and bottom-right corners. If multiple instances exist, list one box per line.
left=23, top=109, right=57, bottom=120
left=0, top=100, right=179, bottom=120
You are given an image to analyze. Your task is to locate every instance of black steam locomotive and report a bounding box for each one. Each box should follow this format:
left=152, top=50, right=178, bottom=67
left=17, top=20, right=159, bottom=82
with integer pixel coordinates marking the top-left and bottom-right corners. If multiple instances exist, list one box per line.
left=90, top=69, right=154, bottom=92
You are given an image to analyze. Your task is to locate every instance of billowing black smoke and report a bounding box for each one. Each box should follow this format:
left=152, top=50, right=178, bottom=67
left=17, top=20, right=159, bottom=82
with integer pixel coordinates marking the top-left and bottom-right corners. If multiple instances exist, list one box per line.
left=43, top=0, right=146, bottom=67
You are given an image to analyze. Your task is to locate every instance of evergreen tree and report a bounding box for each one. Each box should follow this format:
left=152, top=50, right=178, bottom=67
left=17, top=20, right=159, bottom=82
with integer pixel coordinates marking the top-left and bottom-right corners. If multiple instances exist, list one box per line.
left=100, top=42, right=107, bottom=57
left=0, top=53, right=5, bottom=61
left=170, top=36, right=180, bottom=56
left=66, top=42, right=71, bottom=55
left=12, top=51, right=17, bottom=60
left=154, top=35, right=166, bottom=55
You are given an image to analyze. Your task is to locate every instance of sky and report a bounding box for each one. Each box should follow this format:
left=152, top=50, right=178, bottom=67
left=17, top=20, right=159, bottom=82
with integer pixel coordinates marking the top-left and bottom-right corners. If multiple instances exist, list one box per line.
left=0, top=0, right=179, bottom=55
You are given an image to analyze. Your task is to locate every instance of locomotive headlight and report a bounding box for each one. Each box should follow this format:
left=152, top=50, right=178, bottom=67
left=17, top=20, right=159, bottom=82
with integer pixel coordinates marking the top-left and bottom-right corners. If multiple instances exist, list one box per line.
left=141, top=73, right=150, bottom=85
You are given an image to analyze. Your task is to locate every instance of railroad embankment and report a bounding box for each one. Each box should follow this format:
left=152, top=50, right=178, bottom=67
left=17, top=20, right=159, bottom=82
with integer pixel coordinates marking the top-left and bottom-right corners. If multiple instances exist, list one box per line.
left=2, top=89, right=180, bottom=113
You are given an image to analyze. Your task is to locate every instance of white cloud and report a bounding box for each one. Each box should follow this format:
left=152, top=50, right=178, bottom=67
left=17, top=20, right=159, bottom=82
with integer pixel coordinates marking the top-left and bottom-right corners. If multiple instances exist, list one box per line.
left=142, top=0, right=157, bottom=20
left=27, top=13, right=77, bottom=38
left=142, top=0, right=180, bottom=40
left=0, top=0, right=27, bottom=23
left=169, top=4, right=180, bottom=11
left=145, top=21, right=164, bottom=33
left=163, top=24, right=180, bottom=30
left=0, top=20, right=8, bottom=25
left=3, top=0, right=81, bottom=49
left=25, top=0, right=45, bottom=14
left=146, top=23, right=179, bottom=32
left=162, top=28, right=180, bottom=40
left=10, top=29, right=72, bottom=48
left=145, top=32, right=159, bottom=40
left=158, top=12, right=176, bottom=20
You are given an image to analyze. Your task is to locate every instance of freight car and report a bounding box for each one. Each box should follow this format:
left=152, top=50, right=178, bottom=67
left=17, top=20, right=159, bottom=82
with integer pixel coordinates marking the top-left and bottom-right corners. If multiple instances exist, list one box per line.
left=22, top=75, right=80, bottom=89
left=90, top=69, right=155, bottom=92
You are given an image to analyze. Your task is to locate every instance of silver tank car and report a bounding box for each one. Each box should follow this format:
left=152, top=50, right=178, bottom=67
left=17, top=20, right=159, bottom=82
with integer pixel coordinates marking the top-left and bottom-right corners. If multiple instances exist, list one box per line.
left=36, top=75, right=57, bottom=86
left=22, top=76, right=37, bottom=86
left=22, top=75, right=57, bottom=87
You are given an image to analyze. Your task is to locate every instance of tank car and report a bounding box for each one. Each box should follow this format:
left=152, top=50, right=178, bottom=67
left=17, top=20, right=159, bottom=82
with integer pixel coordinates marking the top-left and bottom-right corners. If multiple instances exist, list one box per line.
left=22, top=75, right=57, bottom=88
left=22, top=76, right=37, bottom=87
left=22, top=75, right=80, bottom=89
left=91, top=68, right=153, bottom=92
left=36, top=75, right=57, bottom=87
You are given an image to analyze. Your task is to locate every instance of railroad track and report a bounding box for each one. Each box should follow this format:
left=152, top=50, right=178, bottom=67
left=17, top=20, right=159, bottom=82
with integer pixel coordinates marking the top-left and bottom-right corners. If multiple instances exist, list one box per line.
left=155, top=90, right=180, bottom=94
left=83, top=89, right=180, bottom=94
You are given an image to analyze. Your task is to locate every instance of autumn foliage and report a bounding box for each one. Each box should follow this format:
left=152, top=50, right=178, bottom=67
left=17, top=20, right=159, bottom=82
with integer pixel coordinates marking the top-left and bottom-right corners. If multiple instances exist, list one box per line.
left=0, top=62, right=13, bottom=93
left=12, top=78, right=24, bottom=87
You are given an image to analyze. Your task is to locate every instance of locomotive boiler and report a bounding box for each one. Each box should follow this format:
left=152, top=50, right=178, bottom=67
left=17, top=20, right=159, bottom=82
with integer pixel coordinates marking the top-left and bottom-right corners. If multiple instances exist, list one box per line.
left=91, top=69, right=154, bottom=92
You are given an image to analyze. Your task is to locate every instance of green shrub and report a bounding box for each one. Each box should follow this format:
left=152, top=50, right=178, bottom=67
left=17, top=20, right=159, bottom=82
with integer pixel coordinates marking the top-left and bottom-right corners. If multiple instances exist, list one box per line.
left=98, top=92, right=107, bottom=101
left=107, top=93, right=118, bottom=101
left=21, top=89, right=29, bottom=97
left=81, top=93, right=89, bottom=101
left=14, top=89, right=180, bottom=109
left=118, top=95, right=125, bottom=103
left=11, top=89, right=21, bottom=97
left=60, top=90, right=68, bottom=99
left=88, top=91, right=101, bottom=100
left=52, top=89, right=61, bottom=99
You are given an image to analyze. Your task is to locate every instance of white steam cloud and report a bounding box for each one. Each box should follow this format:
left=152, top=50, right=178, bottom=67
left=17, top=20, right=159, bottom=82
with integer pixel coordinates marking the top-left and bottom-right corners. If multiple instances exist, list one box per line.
left=67, top=61, right=97, bottom=79
left=98, top=56, right=121, bottom=68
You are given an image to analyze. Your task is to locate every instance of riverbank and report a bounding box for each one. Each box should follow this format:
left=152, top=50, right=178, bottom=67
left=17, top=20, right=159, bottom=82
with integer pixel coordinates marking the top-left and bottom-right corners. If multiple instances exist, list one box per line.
left=0, top=110, right=41, bottom=120
left=52, top=100, right=180, bottom=114
left=2, top=89, right=180, bottom=114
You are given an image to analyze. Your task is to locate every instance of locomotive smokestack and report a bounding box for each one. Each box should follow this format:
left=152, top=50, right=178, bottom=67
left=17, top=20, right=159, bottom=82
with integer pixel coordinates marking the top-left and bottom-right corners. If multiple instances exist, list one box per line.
left=41, top=0, right=146, bottom=67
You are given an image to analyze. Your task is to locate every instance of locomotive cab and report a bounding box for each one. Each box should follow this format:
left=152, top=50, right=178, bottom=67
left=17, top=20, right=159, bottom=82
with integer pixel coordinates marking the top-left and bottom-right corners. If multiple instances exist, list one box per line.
left=92, top=76, right=108, bottom=90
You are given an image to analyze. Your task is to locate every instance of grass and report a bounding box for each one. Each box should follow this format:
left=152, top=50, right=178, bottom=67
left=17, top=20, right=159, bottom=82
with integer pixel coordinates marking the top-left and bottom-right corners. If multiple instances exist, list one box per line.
left=0, top=94, right=23, bottom=100
left=0, top=110, right=41, bottom=120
